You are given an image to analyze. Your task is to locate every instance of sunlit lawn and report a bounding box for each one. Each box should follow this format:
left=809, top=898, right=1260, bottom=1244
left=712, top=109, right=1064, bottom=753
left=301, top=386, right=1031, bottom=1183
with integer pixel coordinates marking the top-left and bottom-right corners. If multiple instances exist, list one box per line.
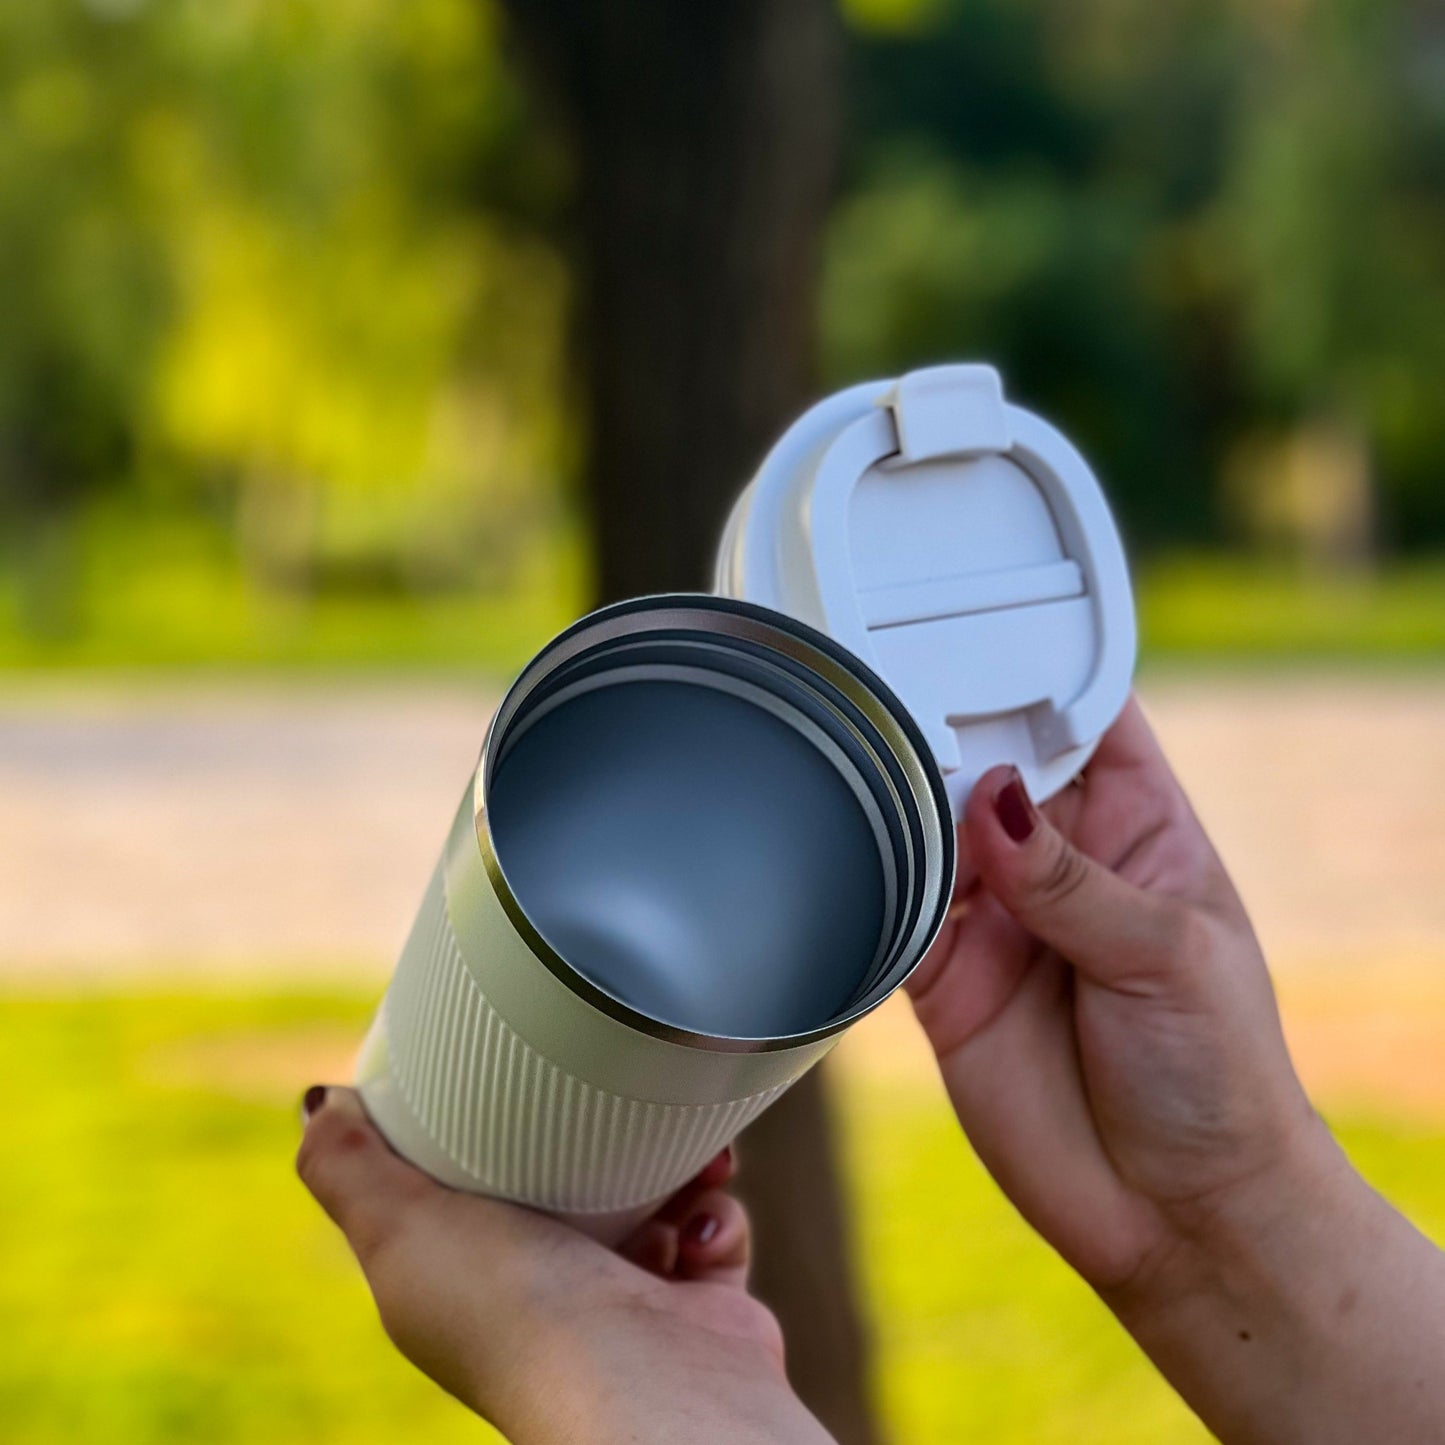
left=0, top=508, right=589, bottom=675
left=0, top=988, right=494, bottom=1445
left=4, top=985, right=1444, bottom=1444
left=1137, top=555, right=1445, bottom=663
left=6, top=506, right=1445, bottom=673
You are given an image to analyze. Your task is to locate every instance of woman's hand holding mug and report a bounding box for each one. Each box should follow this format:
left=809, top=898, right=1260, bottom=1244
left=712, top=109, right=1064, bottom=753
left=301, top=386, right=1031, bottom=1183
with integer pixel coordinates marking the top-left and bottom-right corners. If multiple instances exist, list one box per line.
left=910, top=697, right=1445, bottom=1443
left=296, top=1088, right=829, bottom=1445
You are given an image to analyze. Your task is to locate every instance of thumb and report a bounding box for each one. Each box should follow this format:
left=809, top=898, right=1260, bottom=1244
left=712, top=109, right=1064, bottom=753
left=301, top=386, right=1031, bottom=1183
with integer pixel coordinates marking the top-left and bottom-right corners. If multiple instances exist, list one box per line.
left=296, top=1085, right=439, bottom=1266
left=964, top=766, right=1181, bottom=990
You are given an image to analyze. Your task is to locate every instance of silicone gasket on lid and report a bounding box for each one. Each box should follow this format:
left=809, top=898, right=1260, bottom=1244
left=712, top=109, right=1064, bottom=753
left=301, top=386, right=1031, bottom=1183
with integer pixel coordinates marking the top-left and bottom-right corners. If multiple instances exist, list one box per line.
left=715, top=364, right=1137, bottom=818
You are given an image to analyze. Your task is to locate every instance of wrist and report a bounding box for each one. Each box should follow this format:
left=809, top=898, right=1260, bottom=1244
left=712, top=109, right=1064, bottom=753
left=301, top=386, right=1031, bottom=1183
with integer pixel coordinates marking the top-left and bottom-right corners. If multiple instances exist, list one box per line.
left=515, top=1313, right=832, bottom=1445
left=1109, top=1107, right=1361, bottom=1321
left=1182, top=1106, right=1359, bottom=1275
left=1101, top=1113, right=1384, bottom=1442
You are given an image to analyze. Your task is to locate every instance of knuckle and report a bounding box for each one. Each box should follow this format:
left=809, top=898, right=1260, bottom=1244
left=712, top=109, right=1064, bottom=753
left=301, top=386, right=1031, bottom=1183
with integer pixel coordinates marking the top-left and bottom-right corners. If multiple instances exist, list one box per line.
left=1158, top=902, right=1215, bottom=968
left=295, top=1106, right=374, bottom=1192
left=1034, top=838, right=1091, bottom=911
left=312, top=1103, right=371, bottom=1154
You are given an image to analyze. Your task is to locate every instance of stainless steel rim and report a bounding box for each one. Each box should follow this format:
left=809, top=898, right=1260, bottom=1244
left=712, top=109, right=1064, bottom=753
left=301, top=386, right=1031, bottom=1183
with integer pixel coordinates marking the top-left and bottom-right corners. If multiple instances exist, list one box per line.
left=472, top=594, right=955, bottom=1054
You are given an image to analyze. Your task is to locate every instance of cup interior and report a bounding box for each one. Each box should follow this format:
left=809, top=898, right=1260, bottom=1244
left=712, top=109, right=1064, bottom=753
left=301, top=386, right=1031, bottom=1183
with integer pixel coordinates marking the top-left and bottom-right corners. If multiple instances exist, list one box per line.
left=486, top=666, right=898, bottom=1039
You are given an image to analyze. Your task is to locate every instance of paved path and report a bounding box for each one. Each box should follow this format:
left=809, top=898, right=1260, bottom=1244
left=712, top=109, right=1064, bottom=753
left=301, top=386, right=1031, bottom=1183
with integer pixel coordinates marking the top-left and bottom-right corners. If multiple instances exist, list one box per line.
left=3, top=673, right=1444, bottom=977
left=0, top=680, right=497, bottom=976
left=1145, top=673, right=1445, bottom=968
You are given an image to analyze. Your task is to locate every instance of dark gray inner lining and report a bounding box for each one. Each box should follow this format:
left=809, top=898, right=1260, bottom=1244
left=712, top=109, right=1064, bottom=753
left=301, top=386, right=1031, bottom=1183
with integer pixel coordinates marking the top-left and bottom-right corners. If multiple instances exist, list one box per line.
left=486, top=677, right=889, bottom=1038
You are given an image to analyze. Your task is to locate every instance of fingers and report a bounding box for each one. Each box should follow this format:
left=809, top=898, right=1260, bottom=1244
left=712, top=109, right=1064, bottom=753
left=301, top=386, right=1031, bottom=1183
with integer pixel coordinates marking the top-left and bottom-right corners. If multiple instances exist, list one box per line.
left=908, top=889, right=1037, bottom=1057
left=297, top=1083, right=617, bottom=1419
left=615, top=1187, right=750, bottom=1284
left=296, top=1085, right=438, bottom=1266
left=676, top=1188, right=750, bottom=1286
left=965, top=765, right=1187, bottom=992
left=616, top=1147, right=749, bottom=1287
left=690, top=1143, right=737, bottom=1191
left=616, top=1217, right=681, bottom=1277
left=649, top=1146, right=734, bottom=1229
left=301, top=1090, right=754, bottom=1318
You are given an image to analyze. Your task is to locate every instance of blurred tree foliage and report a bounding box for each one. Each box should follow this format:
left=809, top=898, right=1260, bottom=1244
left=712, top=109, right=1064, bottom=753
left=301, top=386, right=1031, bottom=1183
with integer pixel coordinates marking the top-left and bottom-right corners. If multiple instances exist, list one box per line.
left=831, top=0, right=1445, bottom=556
left=0, top=1, right=172, bottom=630
left=1, top=0, right=570, bottom=629
left=146, top=0, right=572, bottom=595
left=2, top=0, right=1445, bottom=636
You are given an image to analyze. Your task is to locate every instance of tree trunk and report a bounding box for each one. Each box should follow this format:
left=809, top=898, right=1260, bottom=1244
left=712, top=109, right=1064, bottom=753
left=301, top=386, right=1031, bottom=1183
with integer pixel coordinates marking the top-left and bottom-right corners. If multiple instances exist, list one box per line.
left=497, top=4, right=881, bottom=1441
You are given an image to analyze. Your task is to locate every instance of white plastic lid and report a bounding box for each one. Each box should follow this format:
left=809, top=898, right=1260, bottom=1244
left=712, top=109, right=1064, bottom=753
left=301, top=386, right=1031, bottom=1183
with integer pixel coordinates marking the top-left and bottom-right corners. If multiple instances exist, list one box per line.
left=715, top=364, right=1136, bottom=819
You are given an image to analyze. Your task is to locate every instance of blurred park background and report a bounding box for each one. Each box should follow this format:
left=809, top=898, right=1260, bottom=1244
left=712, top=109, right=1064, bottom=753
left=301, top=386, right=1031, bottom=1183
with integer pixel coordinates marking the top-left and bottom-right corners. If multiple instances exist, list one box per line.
left=4, top=0, right=1445, bottom=1442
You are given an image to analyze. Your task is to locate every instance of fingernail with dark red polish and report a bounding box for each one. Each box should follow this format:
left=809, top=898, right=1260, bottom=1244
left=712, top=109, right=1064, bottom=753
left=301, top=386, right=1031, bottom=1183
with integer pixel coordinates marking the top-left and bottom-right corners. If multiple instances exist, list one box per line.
left=995, top=770, right=1037, bottom=844
left=301, top=1084, right=327, bottom=1122
left=683, top=1213, right=720, bottom=1248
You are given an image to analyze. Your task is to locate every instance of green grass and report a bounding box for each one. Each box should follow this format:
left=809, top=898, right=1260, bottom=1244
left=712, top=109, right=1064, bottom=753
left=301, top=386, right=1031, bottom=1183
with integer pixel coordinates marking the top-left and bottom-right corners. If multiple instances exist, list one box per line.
left=4, top=985, right=1444, bottom=1444
left=6, top=501, right=1445, bottom=674
left=0, top=506, right=589, bottom=676
left=0, top=988, right=496, bottom=1445
left=835, top=1072, right=1209, bottom=1445
left=1138, top=554, right=1445, bottom=663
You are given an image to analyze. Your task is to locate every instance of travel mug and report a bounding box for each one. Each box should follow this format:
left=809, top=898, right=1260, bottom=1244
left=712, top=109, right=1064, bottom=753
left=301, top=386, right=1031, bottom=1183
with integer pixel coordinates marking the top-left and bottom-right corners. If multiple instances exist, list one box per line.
left=356, top=363, right=1135, bottom=1240
left=356, top=595, right=955, bottom=1240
